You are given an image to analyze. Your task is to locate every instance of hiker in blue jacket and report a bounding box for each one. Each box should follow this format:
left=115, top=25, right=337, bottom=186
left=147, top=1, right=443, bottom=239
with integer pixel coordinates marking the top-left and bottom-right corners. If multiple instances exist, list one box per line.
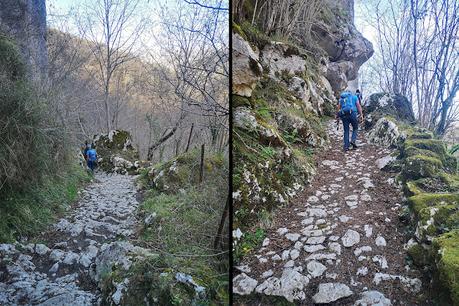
left=86, top=144, right=98, bottom=173
left=335, top=90, right=364, bottom=151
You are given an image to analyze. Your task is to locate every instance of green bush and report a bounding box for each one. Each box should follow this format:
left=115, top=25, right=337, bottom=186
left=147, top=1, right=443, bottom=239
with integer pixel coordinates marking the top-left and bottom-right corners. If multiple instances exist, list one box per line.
left=0, top=33, right=86, bottom=242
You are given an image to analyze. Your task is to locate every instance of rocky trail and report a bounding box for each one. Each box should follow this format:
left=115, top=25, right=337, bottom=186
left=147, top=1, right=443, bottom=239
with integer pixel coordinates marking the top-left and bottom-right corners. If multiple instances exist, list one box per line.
left=234, top=121, right=432, bottom=305
left=0, top=173, right=142, bottom=305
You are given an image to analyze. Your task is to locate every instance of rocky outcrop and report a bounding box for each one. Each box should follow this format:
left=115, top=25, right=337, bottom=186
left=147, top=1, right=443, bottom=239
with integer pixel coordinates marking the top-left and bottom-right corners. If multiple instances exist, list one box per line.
left=311, top=0, right=374, bottom=95
left=93, top=130, right=146, bottom=174
left=233, top=33, right=263, bottom=97
left=363, top=93, right=416, bottom=129
left=364, top=94, right=459, bottom=305
left=0, top=0, right=48, bottom=79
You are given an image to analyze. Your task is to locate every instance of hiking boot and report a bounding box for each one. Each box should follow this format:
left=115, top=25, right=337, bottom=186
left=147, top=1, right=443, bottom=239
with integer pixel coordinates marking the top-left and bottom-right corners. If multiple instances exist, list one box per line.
left=344, top=147, right=349, bottom=152
left=351, top=142, right=358, bottom=150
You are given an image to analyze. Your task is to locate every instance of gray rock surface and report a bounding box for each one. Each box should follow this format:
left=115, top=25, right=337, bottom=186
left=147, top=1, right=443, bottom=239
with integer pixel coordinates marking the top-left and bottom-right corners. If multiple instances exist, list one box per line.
left=232, top=33, right=262, bottom=97
left=342, top=229, right=361, bottom=247
left=312, top=283, right=353, bottom=303
left=355, top=290, right=391, bottom=306
left=0, top=173, right=141, bottom=305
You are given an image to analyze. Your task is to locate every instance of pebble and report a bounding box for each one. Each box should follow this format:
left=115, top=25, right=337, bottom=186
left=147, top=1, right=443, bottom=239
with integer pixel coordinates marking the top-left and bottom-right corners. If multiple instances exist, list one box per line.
left=376, top=236, right=387, bottom=247
left=342, top=229, right=360, bottom=247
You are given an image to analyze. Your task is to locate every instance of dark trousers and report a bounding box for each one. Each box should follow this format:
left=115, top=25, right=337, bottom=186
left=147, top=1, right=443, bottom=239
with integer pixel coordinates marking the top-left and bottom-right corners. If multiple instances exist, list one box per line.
left=342, top=112, right=359, bottom=150
left=87, top=160, right=95, bottom=172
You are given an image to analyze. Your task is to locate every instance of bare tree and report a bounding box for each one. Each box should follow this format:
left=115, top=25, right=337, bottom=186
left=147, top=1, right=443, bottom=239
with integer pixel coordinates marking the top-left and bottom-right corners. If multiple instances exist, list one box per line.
left=76, top=0, right=146, bottom=133
left=145, top=0, right=229, bottom=160
left=359, top=0, right=459, bottom=135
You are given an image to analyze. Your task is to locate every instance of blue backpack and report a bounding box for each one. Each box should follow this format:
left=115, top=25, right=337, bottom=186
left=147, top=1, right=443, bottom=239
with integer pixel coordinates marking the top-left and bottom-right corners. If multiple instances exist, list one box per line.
left=87, top=149, right=97, bottom=162
left=339, top=91, right=356, bottom=117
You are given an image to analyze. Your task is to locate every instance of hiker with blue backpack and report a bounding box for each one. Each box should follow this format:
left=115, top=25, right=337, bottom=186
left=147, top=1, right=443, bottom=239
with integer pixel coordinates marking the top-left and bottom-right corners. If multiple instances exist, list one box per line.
left=86, top=144, right=98, bottom=173
left=335, top=90, right=364, bottom=151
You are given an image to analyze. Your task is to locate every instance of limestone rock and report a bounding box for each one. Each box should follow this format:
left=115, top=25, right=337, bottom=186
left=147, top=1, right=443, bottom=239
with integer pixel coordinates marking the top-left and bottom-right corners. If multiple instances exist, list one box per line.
left=233, top=273, right=258, bottom=295
left=355, top=290, right=392, bottom=306
left=256, top=269, right=310, bottom=302
left=367, top=117, right=404, bottom=147
left=232, top=33, right=262, bottom=97
left=261, top=42, right=307, bottom=79
left=342, top=229, right=360, bottom=247
left=307, top=260, right=327, bottom=277
left=312, top=283, right=353, bottom=304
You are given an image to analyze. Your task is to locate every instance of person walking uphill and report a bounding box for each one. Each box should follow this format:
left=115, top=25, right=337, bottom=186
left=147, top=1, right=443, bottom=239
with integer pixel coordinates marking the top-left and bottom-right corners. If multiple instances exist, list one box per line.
left=335, top=90, right=364, bottom=151
left=86, top=144, right=98, bottom=173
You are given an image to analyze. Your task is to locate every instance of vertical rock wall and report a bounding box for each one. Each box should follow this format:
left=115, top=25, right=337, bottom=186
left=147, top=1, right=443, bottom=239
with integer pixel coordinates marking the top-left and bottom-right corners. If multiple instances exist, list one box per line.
left=0, top=0, right=48, bottom=80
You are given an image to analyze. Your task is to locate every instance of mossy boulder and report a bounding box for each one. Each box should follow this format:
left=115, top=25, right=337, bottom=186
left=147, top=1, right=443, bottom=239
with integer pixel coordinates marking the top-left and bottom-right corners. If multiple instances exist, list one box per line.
left=432, top=230, right=459, bottom=305
left=93, top=130, right=141, bottom=174
left=367, top=117, right=404, bottom=147
left=409, top=193, right=459, bottom=241
left=402, top=138, right=457, bottom=175
left=402, top=155, right=443, bottom=180
left=363, top=93, right=415, bottom=129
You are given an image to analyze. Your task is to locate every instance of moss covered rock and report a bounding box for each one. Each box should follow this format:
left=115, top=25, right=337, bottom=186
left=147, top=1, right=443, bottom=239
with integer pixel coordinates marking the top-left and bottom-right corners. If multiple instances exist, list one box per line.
left=432, top=230, right=459, bottom=304
left=402, top=155, right=443, bottom=180
left=364, top=93, right=415, bottom=129
left=93, top=130, right=141, bottom=174
left=409, top=193, right=459, bottom=241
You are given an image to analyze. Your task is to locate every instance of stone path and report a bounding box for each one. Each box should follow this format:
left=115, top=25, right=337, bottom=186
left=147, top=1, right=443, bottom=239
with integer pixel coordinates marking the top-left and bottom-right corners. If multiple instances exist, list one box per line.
left=234, top=121, right=432, bottom=305
left=0, top=173, right=141, bottom=305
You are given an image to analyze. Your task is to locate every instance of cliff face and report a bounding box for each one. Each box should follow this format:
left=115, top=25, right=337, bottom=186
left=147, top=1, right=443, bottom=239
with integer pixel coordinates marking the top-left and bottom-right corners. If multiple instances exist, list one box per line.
left=232, top=0, right=373, bottom=253
left=313, top=0, right=374, bottom=94
left=0, top=0, right=48, bottom=79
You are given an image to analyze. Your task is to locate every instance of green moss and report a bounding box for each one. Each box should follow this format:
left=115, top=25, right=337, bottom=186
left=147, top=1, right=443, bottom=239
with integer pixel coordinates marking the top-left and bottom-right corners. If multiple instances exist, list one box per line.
left=232, top=21, right=248, bottom=41
left=405, top=139, right=447, bottom=156
left=403, top=155, right=443, bottom=180
left=407, top=244, right=429, bottom=267
left=432, top=230, right=459, bottom=305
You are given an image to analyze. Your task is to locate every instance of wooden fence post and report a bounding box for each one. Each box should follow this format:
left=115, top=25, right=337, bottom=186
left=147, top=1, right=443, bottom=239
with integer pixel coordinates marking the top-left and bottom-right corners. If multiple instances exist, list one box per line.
left=185, top=123, right=194, bottom=153
left=199, top=143, right=205, bottom=183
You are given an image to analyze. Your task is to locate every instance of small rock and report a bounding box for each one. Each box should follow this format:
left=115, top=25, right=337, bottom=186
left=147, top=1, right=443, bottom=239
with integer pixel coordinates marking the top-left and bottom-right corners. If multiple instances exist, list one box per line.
left=328, top=242, right=342, bottom=255
left=290, top=249, right=300, bottom=260
left=356, top=267, right=368, bottom=276
left=35, top=244, right=50, bottom=255
left=49, top=262, right=59, bottom=273
left=306, top=236, right=326, bottom=245
left=49, top=249, right=65, bottom=262
left=372, top=255, right=388, bottom=269
left=307, top=261, right=327, bottom=277
left=233, top=273, right=258, bottom=295
left=375, top=236, right=387, bottom=247
left=277, top=228, right=289, bottom=236
left=364, top=225, right=373, bottom=238
left=262, top=238, right=270, bottom=247
left=342, top=229, right=360, bottom=247
left=304, top=245, right=325, bottom=253
left=285, top=233, right=301, bottom=242
left=262, top=270, right=273, bottom=278
left=312, top=283, right=353, bottom=303
left=354, top=246, right=372, bottom=256
left=355, top=290, right=392, bottom=306
left=339, top=215, right=351, bottom=222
